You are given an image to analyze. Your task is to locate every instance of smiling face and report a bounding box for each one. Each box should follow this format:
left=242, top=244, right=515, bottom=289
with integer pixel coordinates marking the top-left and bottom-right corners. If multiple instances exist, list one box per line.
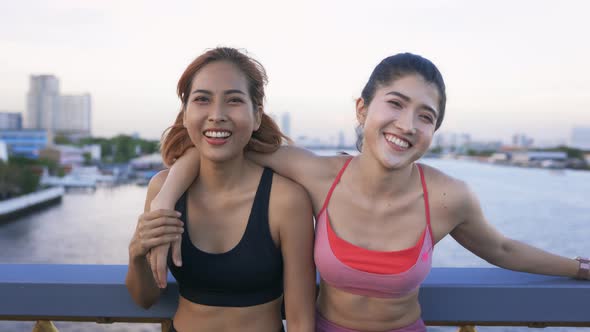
left=357, top=74, right=440, bottom=169
left=183, top=61, right=261, bottom=163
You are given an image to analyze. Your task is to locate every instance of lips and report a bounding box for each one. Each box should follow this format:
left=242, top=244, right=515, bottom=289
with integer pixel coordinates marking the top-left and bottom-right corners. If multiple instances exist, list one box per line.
left=203, top=129, right=232, bottom=145
left=384, top=133, right=412, bottom=150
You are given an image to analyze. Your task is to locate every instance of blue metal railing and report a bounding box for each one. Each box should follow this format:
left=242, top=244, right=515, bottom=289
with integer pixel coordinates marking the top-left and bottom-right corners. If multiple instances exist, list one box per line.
left=1, top=264, right=589, bottom=328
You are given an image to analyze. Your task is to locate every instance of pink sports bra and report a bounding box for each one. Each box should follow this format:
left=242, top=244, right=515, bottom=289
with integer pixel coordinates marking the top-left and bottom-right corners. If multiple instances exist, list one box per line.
left=314, top=158, right=434, bottom=298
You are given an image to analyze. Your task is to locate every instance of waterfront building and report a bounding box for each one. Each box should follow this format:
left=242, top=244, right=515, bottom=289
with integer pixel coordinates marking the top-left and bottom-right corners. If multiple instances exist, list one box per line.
left=39, top=144, right=101, bottom=166
left=57, top=94, right=92, bottom=136
left=0, top=129, right=48, bottom=159
left=511, top=151, right=567, bottom=167
left=0, top=112, right=23, bottom=130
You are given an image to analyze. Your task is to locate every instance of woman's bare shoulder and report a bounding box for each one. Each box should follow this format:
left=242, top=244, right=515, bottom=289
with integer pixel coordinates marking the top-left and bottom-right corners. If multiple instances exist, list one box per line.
left=418, top=163, right=473, bottom=211
left=270, top=172, right=311, bottom=208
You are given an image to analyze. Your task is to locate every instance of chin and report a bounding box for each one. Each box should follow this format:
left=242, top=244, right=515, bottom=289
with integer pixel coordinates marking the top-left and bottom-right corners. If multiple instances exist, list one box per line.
left=200, top=149, right=240, bottom=164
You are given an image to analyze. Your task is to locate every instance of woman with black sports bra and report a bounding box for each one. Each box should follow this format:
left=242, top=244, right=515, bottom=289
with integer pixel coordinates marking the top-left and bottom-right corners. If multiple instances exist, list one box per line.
left=125, top=47, right=316, bottom=332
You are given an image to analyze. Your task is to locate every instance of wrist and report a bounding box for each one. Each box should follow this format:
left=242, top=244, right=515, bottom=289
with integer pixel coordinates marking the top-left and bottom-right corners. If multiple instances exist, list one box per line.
left=129, top=242, right=147, bottom=262
left=574, top=257, right=590, bottom=280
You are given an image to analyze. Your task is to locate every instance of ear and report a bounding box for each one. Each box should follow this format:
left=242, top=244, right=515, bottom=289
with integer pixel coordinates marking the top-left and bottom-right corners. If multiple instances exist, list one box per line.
left=355, top=97, right=368, bottom=126
left=253, top=105, right=263, bottom=131
left=182, top=108, right=187, bottom=127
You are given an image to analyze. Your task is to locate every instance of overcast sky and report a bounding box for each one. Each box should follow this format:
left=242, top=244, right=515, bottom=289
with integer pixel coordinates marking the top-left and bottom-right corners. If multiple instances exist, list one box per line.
left=1, top=0, right=589, bottom=145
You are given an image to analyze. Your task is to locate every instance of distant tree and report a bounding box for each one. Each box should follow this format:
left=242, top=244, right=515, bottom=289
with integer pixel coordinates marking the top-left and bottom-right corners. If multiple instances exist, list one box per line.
left=429, top=146, right=442, bottom=154
left=82, top=152, right=93, bottom=165
left=59, top=134, right=160, bottom=164
left=54, top=134, right=72, bottom=145
left=0, top=158, right=42, bottom=199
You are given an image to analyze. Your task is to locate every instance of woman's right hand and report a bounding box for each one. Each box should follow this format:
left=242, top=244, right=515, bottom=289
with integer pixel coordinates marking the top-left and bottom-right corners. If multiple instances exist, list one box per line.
left=129, top=209, right=184, bottom=262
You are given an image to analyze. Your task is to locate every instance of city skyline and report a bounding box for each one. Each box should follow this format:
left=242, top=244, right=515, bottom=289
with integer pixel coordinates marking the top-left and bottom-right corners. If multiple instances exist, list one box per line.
left=1, top=1, right=589, bottom=145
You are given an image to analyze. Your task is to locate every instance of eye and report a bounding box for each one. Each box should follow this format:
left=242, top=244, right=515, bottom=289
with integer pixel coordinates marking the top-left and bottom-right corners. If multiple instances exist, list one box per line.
left=420, top=114, right=435, bottom=124
left=192, top=96, right=209, bottom=103
left=387, top=100, right=403, bottom=108
left=228, top=97, right=245, bottom=104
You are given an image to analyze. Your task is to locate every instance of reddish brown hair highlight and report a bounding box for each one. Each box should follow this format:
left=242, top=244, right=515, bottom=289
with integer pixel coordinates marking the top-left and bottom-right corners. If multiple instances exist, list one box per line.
left=160, top=47, right=289, bottom=166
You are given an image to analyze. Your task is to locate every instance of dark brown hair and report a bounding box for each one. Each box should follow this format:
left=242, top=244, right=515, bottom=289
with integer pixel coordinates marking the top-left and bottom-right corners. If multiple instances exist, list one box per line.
left=160, top=47, right=289, bottom=166
left=356, top=53, right=446, bottom=151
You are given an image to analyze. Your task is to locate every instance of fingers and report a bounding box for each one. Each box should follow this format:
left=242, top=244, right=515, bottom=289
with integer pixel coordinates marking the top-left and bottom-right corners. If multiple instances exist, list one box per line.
left=140, top=217, right=183, bottom=233
left=172, top=238, right=182, bottom=267
left=156, top=245, right=169, bottom=288
left=143, top=209, right=181, bottom=220
left=141, top=234, right=180, bottom=254
left=142, top=225, right=184, bottom=239
left=149, top=248, right=158, bottom=286
left=136, top=215, right=183, bottom=256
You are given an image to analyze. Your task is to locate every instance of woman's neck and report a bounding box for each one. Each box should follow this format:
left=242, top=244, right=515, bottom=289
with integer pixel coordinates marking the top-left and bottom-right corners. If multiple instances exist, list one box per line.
left=197, top=153, right=252, bottom=193
left=351, top=151, right=417, bottom=199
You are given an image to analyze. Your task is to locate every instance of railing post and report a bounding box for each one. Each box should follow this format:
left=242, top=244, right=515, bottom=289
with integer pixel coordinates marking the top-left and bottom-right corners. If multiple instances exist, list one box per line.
left=161, top=319, right=173, bottom=332
left=32, top=320, right=59, bottom=332
left=457, top=326, right=477, bottom=332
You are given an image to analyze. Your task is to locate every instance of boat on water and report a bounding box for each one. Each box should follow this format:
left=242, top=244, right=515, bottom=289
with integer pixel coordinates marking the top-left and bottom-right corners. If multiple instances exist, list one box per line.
left=40, top=166, right=117, bottom=189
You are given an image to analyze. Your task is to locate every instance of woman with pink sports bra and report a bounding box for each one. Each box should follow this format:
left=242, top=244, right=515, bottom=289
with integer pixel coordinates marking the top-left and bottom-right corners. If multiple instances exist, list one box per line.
left=150, top=53, right=590, bottom=331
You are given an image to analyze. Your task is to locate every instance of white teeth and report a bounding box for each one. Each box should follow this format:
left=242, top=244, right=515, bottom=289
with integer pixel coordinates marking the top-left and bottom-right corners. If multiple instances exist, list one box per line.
left=385, top=134, right=410, bottom=149
left=204, top=131, right=231, bottom=138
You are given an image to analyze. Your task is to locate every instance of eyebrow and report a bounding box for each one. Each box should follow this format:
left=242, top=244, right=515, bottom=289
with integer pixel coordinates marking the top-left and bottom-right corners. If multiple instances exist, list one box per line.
left=386, top=91, right=439, bottom=118
left=190, top=89, right=246, bottom=95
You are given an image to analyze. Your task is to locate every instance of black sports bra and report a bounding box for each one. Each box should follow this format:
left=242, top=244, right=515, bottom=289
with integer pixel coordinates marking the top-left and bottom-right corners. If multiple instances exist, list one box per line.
left=168, top=168, right=283, bottom=307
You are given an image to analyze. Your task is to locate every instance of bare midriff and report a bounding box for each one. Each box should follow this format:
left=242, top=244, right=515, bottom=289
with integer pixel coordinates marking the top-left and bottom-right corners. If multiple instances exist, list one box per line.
left=173, top=296, right=283, bottom=332
left=317, top=282, right=421, bottom=331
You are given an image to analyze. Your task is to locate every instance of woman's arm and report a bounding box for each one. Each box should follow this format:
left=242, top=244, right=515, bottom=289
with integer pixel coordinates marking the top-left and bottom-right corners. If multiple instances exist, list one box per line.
left=450, top=182, right=582, bottom=278
left=150, top=149, right=201, bottom=211
left=125, top=171, right=185, bottom=308
left=246, top=145, right=336, bottom=189
left=151, top=146, right=337, bottom=210
left=148, top=151, right=203, bottom=288
left=272, top=176, right=316, bottom=331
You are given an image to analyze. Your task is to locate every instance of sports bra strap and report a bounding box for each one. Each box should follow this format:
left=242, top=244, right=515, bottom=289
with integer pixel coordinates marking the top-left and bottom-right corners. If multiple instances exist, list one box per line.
left=319, top=158, right=353, bottom=213
left=416, top=164, right=434, bottom=247
left=249, top=167, right=273, bottom=226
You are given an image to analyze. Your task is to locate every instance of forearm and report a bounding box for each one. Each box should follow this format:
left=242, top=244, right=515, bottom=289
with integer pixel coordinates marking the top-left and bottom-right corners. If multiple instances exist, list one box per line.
left=286, top=315, right=314, bottom=332
left=125, top=255, right=161, bottom=308
left=492, top=238, right=579, bottom=278
left=151, top=148, right=200, bottom=210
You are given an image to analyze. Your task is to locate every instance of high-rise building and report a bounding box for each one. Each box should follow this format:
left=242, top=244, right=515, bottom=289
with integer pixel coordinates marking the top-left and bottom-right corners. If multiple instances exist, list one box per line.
left=0, top=112, right=22, bottom=130
left=281, top=113, right=291, bottom=137
left=512, top=133, right=534, bottom=148
left=57, top=94, right=92, bottom=136
left=26, top=75, right=60, bottom=131
left=571, top=127, right=590, bottom=150
left=25, top=75, right=92, bottom=141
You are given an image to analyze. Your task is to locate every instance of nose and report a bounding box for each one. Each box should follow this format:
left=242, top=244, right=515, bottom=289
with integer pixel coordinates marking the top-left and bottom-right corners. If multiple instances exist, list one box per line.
left=395, top=110, right=416, bottom=135
left=208, top=101, right=228, bottom=123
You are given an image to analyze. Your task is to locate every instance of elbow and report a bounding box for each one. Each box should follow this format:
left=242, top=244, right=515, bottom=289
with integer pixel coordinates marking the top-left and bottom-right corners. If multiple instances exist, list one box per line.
left=137, top=298, right=157, bottom=310
left=125, top=278, right=158, bottom=309
left=484, top=238, right=513, bottom=268
left=129, top=288, right=159, bottom=310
